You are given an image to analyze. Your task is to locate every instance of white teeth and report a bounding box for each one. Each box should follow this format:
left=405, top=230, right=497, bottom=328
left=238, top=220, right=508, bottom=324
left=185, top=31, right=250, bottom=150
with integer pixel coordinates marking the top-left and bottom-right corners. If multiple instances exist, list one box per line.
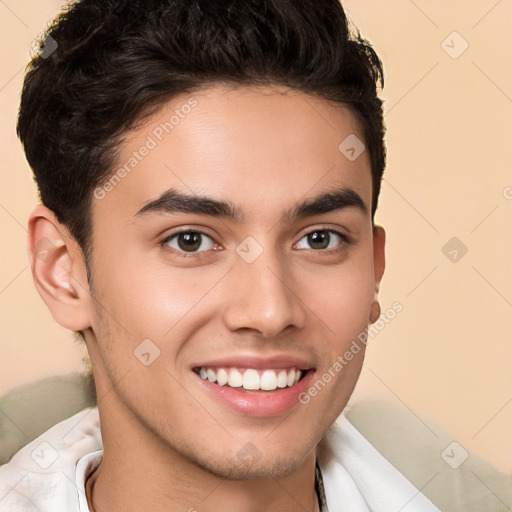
left=261, top=370, right=277, bottom=391
left=198, top=367, right=303, bottom=391
left=243, top=369, right=260, bottom=390
left=217, top=368, right=229, bottom=386
left=276, top=370, right=288, bottom=388
left=228, top=368, right=243, bottom=388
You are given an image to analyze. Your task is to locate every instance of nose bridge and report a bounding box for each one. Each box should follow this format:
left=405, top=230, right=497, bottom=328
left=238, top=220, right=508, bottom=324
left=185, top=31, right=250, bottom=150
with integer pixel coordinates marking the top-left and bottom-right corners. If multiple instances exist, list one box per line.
left=222, top=237, right=306, bottom=337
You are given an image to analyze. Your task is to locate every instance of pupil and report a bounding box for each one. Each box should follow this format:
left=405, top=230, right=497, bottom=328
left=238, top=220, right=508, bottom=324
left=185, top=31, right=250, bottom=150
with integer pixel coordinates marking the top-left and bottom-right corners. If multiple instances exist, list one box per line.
left=178, top=232, right=201, bottom=251
left=308, top=231, right=329, bottom=250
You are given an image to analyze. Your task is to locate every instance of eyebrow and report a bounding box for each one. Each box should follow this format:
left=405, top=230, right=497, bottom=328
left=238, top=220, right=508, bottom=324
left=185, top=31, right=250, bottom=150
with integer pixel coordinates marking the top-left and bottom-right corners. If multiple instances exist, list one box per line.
left=135, top=186, right=367, bottom=223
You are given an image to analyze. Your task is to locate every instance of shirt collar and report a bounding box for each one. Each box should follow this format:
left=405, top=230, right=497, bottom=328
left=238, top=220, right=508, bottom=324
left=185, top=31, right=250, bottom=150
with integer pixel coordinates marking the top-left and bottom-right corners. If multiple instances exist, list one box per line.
left=315, top=461, right=329, bottom=512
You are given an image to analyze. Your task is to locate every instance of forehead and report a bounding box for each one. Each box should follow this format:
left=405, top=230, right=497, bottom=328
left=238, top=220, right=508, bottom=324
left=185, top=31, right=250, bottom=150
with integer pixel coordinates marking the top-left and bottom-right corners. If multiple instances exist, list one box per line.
left=93, top=85, right=372, bottom=222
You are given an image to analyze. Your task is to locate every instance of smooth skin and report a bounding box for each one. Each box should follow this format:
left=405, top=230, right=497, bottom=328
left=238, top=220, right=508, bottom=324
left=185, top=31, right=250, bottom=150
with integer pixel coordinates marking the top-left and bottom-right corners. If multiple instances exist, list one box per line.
left=28, top=85, right=385, bottom=512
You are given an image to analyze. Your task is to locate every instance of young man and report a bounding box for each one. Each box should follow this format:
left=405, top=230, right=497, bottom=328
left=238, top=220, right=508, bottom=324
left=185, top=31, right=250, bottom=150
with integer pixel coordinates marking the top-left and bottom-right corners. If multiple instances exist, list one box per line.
left=0, top=1, right=440, bottom=510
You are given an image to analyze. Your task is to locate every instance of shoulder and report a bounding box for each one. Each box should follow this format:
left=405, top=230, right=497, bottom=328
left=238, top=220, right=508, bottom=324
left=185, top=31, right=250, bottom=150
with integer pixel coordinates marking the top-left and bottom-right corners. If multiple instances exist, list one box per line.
left=319, top=401, right=511, bottom=512
left=0, top=407, right=102, bottom=512
left=318, top=412, right=441, bottom=511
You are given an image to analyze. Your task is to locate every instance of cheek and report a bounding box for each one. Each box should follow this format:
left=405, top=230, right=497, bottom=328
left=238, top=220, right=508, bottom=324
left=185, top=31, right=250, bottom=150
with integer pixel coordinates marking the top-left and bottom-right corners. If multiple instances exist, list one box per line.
left=326, top=283, right=372, bottom=328
left=315, top=279, right=370, bottom=377
left=90, top=243, right=220, bottom=336
left=299, top=260, right=375, bottom=339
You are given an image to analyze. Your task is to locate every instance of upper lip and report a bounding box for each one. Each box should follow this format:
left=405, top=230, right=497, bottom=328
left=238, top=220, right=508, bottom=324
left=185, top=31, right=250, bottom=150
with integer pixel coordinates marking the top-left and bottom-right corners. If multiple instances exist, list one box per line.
left=191, top=354, right=315, bottom=371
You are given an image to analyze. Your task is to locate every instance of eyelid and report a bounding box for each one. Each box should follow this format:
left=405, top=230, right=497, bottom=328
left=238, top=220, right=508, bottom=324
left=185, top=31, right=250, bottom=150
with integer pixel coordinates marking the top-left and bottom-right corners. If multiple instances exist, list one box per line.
left=295, top=224, right=350, bottom=243
left=161, top=228, right=214, bottom=243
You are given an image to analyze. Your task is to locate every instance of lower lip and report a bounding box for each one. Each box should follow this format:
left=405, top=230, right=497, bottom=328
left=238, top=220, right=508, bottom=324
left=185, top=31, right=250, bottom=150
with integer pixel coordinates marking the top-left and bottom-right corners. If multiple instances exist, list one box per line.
left=195, top=371, right=315, bottom=418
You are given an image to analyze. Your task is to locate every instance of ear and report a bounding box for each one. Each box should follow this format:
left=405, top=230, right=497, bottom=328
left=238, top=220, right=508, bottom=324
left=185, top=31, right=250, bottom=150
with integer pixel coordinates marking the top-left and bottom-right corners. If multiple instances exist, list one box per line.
left=369, top=225, right=386, bottom=323
left=28, top=205, right=92, bottom=331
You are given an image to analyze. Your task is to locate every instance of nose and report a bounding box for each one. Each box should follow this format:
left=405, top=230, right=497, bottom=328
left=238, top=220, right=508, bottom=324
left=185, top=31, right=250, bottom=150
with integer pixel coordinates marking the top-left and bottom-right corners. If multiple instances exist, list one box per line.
left=221, top=245, right=307, bottom=338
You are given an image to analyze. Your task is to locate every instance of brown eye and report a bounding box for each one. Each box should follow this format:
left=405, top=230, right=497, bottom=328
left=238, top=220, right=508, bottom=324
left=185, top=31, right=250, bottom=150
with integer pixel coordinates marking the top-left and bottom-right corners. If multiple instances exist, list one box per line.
left=295, top=230, right=345, bottom=251
left=164, top=231, right=215, bottom=253
left=307, top=231, right=330, bottom=250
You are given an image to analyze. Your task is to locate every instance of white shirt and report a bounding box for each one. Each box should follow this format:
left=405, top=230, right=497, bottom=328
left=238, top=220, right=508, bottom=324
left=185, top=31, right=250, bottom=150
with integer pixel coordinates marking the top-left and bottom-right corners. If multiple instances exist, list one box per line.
left=0, top=407, right=440, bottom=511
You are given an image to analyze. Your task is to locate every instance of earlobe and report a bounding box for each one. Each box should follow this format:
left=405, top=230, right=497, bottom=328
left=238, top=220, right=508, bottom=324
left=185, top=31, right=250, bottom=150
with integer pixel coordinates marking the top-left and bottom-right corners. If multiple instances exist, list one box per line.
left=28, top=206, right=91, bottom=331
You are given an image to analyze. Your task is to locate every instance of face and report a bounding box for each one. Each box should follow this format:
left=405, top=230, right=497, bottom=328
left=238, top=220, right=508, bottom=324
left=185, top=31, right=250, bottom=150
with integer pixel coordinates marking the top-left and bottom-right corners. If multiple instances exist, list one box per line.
left=83, top=85, right=384, bottom=479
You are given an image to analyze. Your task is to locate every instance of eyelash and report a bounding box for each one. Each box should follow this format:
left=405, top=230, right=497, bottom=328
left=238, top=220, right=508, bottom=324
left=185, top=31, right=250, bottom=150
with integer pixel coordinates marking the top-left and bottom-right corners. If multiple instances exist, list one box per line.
left=159, top=228, right=350, bottom=259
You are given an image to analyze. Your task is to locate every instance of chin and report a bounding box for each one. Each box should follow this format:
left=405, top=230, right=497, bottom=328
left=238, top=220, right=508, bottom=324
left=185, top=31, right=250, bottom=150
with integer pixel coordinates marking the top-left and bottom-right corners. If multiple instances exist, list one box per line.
left=186, top=447, right=310, bottom=481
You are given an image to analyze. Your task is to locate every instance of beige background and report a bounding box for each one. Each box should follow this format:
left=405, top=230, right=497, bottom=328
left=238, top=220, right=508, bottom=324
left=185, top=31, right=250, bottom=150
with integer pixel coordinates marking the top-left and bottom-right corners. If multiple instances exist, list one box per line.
left=1, top=0, right=511, bottom=474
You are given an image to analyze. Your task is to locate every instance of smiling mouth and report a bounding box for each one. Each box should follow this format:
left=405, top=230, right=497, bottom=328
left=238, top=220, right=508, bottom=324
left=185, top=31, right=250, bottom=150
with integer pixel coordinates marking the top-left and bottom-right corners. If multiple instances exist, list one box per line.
left=193, top=367, right=310, bottom=392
